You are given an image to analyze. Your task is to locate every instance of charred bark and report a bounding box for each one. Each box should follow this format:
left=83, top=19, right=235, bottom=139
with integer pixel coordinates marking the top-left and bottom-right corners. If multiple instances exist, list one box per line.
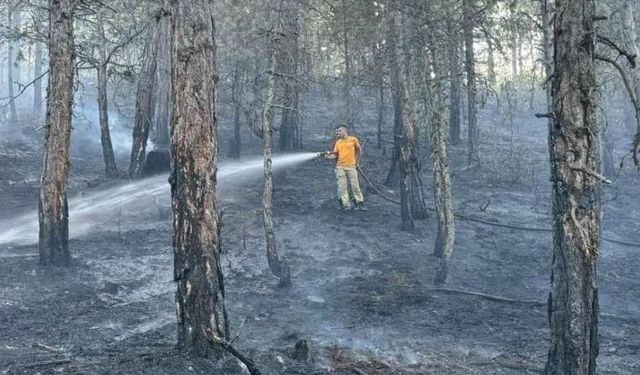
left=228, top=62, right=242, bottom=159
left=446, top=4, right=462, bottom=145
left=263, top=23, right=291, bottom=286
left=170, top=0, right=228, bottom=357
left=429, top=55, right=455, bottom=285
left=377, top=75, right=384, bottom=149
left=153, top=5, right=172, bottom=148
left=97, top=11, right=118, bottom=177
left=545, top=0, right=600, bottom=373
left=38, top=0, right=76, bottom=266
left=129, top=20, right=159, bottom=178
left=278, top=3, right=301, bottom=152
left=384, top=4, right=403, bottom=187
left=7, top=2, right=18, bottom=124
left=146, top=5, right=172, bottom=174
left=33, top=3, right=45, bottom=120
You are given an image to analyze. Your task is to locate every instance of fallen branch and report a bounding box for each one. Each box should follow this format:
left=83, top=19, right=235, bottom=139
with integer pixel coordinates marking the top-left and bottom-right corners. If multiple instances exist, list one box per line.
left=204, top=328, right=261, bottom=375
left=358, top=167, right=640, bottom=248
left=351, top=367, right=369, bottom=375
left=428, top=288, right=546, bottom=307
left=19, top=359, right=72, bottom=369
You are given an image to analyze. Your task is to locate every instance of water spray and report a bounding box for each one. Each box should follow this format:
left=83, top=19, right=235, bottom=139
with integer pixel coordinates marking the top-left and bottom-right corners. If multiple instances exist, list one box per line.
left=0, top=152, right=319, bottom=250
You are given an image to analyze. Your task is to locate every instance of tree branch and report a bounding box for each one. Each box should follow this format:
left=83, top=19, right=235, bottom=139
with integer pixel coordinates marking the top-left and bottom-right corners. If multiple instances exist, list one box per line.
left=597, top=35, right=637, bottom=68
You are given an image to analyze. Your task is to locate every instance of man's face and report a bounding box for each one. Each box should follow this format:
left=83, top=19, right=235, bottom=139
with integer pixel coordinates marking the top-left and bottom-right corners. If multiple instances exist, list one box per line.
left=335, top=128, right=347, bottom=138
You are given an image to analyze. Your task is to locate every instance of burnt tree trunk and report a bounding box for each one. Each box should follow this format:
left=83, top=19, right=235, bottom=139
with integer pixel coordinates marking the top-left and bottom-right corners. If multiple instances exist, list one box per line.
left=278, top=3, right=300, bottom=152
left=428, top=47, right=455, bottom=285
left=384, top=3, right=403, bottom=187
left=463, top=0, right=479, bottom=164
left=341, top=0, right=353, bottom=130
left=153, top=5, right=172, bottom=148
left=129, top=19, right=159, bottom=178
left=97, top=64, right=117, bottom=177
left=7, top=2, right=18, bottom=124
left=228, top=62, right=242, bottom=159
left=377, top=75, right=384, bottom=149
left=396, top=9, right=418, bottom=231
left=263, top=18, right=291, bottom=286
left=170, top=0, right=228, bottom=357
left=485, top=29, right=496, bottom=86
left=97, top=11, right=118, bottom=177
left=545, top=0, right=601, bottom=373
left=446, top=3, right=462, bottom=145
left=38, top=0, right=76, bottom=266
left=33, top=3, right=44, bottom=120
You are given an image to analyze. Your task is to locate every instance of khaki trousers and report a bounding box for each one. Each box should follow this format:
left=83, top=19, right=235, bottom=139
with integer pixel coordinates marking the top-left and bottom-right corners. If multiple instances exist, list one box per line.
left=335, top=166, right=364, bottom=207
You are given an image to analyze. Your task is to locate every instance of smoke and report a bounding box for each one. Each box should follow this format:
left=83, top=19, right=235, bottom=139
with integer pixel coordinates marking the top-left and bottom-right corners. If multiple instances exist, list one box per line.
left=72, top=102, right=133, bottom=156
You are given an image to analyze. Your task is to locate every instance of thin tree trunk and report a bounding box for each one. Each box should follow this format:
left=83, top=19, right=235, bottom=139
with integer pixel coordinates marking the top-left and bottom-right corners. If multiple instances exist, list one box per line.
left=485, top=29, right=496, bottom=86
left=263, top=18, right=290, bottom=286
left=341, top=0, right=353, bottom=130
left=38, top=0, right=76, bottom=266
left=97, top=64, right=117, bottom=177
left=384, top=3, right=402, bottom=187
left=396, top=8, right=416, bottom=231
left=7, top=3, right=18, bottom=124
left=33, top=2, right=44, bottom=120
left=129, top=20, right=159, bottom=178
left=545, top=0, right=600, bottom=372
left=228, top=62, right=242, bottom=159
left=97, top=11, right=117, bottom=177
left=377, top=75, right=384, bottom=149
left=429, top=54, right=455, bottom=285
left=153, top=5, right=172, bottom=148
left=278, top=3, right=300, bottom=152
left=447, top=5, right=462, bottom=145
left=463, top=0, right=479, bottom=164
left=170, top=0, right=228, bottom=357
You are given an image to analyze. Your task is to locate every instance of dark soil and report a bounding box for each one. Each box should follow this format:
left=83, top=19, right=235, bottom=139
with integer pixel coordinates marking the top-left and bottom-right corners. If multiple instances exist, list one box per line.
left=1, top=103, right=639, bottom=375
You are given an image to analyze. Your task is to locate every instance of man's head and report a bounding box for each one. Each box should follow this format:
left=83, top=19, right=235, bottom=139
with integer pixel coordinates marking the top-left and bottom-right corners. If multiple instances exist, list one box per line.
left=335, top=125, right=349, bottom=139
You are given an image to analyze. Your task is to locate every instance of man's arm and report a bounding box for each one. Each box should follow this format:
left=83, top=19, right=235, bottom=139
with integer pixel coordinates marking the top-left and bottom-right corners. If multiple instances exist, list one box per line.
left=355, top=139, right=363, bottom=165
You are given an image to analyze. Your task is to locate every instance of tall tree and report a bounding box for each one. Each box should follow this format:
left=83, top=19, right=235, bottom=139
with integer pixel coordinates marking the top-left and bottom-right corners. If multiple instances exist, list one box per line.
left=263, top=6, right=291, bottom=286
left=277, top=0, right=301, bottom=152
left=7, top=1, right=18, bottom=124
left=129, top=17, right=159, bottom=178
left=33, top=1, right=45, bottom=120
left=384, top=1, right=403, bottom=187
left=152, top=3, right=172, bottom=149
left=39, top=0, right=77, bottom=266
left=545, top=0, right=601, bottom=372
left=170, top=0, right=228, bottom=356
left=463, top=0, right=479, bottom=164
left=446, top=1, right=462, bottom=144
left=425, top=13, right=455, bottom=284
left=95, top=9, right=118, bottom=177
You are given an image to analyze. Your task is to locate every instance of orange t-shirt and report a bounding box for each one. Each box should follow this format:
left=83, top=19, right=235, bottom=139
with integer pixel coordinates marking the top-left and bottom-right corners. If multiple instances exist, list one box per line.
left=333, top=136, right=361, bottom=167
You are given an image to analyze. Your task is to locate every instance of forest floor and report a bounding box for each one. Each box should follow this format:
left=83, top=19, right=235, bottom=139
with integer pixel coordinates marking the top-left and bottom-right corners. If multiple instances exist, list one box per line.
left=1, top=104, right=640, bottom=375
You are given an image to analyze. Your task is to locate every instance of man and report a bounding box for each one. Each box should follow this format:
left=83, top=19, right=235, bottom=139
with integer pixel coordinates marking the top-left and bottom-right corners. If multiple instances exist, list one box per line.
left=323, top=125, right=364, bottom=210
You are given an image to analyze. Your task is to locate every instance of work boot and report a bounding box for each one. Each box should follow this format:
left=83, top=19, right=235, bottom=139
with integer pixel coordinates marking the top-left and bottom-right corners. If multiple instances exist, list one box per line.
left=354, top=201, right=365, bottom=210
left=341, top=204, right=353, bottom=211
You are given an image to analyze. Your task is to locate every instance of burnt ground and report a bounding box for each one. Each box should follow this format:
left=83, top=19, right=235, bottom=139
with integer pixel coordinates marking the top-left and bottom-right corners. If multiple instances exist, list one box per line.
left=1, top=102, right=640, bottom=375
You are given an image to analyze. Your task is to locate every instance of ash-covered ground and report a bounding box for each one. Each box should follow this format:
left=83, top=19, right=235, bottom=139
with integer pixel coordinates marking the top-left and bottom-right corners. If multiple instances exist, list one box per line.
left=1, top=98, right=639, bottom=374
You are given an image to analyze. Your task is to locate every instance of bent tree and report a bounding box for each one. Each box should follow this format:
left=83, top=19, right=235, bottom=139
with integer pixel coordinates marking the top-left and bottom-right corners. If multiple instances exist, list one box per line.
left=545, top=0, right=601, bottom=373
left=39, top=0, right=76, bottom=266
left=170, top=0, right=228, bottom=356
